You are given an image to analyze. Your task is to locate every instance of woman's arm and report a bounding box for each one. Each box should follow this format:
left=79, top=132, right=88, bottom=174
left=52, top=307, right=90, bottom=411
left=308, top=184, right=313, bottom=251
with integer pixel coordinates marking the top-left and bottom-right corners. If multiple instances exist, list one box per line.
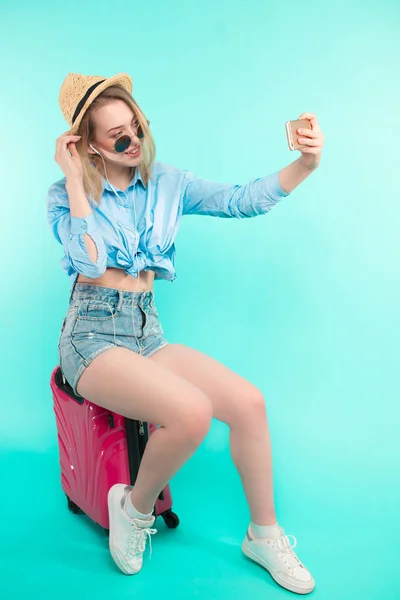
left=181, top=169, right=289, bottom=219
left=181, top=112, right=324, bottom=218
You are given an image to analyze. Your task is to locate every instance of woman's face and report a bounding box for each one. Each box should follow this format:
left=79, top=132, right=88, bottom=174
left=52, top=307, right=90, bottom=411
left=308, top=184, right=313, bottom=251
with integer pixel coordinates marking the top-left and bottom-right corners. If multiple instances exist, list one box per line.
left=89, top=99, right=143, bottom=166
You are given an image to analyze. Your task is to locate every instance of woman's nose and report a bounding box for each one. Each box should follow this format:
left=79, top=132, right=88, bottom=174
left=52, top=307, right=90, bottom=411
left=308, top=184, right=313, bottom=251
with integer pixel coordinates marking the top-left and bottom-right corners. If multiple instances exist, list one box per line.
left=128, top=126, right=140, bottom=142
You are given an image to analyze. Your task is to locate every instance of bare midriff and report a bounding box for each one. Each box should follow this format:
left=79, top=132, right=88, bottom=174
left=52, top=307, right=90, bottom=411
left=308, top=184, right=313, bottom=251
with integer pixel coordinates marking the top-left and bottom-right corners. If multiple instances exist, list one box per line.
left=77, top=267, right=155, bottom=292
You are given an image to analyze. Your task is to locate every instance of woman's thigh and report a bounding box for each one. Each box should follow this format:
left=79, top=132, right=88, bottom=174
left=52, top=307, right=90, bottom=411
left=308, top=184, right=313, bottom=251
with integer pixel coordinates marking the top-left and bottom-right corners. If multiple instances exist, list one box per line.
left=148, top=344, right=266, bottom=425
left=76, top=346, right=213, bottom=430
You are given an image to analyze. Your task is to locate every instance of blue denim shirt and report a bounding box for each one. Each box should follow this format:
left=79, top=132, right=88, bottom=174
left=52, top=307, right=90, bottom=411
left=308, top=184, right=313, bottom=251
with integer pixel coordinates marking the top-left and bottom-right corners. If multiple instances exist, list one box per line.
left=46, top=161, right=289, bottom=290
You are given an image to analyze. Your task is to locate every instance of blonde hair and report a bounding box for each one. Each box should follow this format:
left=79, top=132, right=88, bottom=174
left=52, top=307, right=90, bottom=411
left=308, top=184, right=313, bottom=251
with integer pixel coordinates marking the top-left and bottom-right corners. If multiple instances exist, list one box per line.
left=75, top=86, right=156, bottom=202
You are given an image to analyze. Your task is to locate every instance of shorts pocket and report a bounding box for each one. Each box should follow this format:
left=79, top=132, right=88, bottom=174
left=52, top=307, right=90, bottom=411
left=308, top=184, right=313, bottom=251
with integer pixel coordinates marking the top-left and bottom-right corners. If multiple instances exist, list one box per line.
left=70, top=299, right=119, bottom=341
left=76, top=298, right=118, bottom=321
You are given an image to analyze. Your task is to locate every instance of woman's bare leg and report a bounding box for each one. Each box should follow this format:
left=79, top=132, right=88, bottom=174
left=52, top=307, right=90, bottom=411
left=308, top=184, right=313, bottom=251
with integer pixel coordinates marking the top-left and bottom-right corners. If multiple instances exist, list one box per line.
left=149, top=344, right=276, bottom=525
left=76, top=346, right=213, bottom=514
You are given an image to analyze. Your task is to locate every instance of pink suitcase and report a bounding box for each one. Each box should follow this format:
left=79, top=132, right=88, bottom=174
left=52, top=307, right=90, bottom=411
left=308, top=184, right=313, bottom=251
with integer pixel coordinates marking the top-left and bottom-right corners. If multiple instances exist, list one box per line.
left=50, top=365, right=179, bottom=531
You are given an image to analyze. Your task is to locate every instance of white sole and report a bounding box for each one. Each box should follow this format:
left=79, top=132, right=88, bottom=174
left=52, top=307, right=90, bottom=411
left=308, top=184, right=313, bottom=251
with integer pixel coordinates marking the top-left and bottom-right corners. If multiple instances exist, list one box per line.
left=241, top=542, right=315, bottom=595
left=108, top=485, right=140, bottom=576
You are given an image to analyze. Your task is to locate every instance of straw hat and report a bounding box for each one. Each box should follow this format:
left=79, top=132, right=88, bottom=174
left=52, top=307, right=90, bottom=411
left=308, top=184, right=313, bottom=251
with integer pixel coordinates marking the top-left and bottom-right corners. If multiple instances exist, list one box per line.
left=59, top=72, right=133, bottom=134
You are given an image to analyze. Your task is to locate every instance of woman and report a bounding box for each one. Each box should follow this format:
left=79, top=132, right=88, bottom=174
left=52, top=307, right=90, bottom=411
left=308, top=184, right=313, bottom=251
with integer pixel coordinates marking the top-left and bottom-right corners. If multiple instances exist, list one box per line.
left=47, top=71, right=324, bottom=594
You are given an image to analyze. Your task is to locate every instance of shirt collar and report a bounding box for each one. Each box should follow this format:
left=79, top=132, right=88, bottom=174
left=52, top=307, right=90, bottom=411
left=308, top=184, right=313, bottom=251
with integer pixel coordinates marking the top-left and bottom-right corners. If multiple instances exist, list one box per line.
left=101, top=167, right=146, bottom=194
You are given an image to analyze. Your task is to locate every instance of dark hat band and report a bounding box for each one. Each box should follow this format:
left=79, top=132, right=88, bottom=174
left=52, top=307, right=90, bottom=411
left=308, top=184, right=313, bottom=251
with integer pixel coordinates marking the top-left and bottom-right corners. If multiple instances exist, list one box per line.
left=72, top=79, right=106, bottom=125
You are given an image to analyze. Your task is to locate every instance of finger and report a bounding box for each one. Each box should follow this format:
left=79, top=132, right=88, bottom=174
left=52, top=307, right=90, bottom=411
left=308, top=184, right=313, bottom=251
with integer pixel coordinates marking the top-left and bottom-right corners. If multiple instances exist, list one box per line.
left=57, top=130, right=78, bottom=140
left=298, top=113, right=321, bottom=132
left=296, top=127, right=318, bottom=138
left=56, top=131, right=79, bottom=146
left=299, top=146, right=319, bottom=154
left=58, top=135, right=81, bottom=146
left=297, top=137, right=319, bottom=147
left=68, top=142, right=80, bottom=157
left=56, top=134, right=81, bottom=148
left=56, top=135, right=81, bottom=155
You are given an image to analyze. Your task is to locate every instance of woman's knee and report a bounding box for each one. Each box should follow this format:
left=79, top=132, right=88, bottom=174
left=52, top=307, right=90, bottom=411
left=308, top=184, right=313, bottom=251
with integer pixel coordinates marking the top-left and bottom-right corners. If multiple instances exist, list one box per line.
left=232, top=386, right=267, bottom=429
left=174, top=393, right=213, bottom=445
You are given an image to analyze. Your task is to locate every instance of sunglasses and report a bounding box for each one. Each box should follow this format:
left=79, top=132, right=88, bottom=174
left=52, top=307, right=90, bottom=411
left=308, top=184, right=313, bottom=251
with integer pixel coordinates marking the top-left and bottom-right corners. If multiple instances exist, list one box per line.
left=113, top=120, right=150, bottom=153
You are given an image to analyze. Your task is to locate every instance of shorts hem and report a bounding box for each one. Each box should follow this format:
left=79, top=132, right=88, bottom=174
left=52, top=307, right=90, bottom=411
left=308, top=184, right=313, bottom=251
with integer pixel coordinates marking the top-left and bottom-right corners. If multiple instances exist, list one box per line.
left=71, top=340, right=169, bottom=398
left=145, top=340, right=169, bottom=358
left=72, top=344, right=116, bottom=398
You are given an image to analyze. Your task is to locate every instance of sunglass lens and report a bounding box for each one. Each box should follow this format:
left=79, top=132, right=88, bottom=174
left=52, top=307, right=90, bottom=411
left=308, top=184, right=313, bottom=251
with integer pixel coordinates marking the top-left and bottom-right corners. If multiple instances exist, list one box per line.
left=114, top=135, right=131, bottom=153
left=137, top=124, right=144, bottom=139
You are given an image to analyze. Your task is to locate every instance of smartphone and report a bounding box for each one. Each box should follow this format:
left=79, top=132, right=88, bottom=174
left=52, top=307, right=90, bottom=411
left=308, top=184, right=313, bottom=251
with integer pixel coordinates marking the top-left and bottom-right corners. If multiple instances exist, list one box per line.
left=285, top=118, right=311, bottom=151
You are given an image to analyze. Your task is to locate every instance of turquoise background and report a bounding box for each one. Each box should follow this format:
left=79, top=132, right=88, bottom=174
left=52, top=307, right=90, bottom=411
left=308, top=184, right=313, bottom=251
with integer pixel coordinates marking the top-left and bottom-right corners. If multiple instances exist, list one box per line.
left=0, top=0, right=398, bottom=598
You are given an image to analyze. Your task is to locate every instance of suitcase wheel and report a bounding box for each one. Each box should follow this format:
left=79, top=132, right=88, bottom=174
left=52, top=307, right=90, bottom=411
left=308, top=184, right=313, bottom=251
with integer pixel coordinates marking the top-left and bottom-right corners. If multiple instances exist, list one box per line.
left=66, top=494, right=83, bottom=515
left=161, top=509, right=180, bottom=529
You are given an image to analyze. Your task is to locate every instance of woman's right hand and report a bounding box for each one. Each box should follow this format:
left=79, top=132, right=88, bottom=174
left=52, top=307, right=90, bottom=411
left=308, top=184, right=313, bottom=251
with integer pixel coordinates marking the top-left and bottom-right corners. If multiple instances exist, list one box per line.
left=55, top=131, right=83, bottom=183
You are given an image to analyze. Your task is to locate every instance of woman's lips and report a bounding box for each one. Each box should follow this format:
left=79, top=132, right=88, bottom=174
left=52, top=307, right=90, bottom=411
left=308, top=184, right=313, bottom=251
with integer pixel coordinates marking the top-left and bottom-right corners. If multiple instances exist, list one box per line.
left=125, top=147, right=141, bottom=157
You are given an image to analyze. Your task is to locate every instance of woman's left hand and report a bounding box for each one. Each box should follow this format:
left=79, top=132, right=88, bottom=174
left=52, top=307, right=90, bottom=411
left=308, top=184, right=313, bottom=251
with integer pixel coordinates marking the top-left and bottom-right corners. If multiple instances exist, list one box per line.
left=296, top=112, right=324, bottom=171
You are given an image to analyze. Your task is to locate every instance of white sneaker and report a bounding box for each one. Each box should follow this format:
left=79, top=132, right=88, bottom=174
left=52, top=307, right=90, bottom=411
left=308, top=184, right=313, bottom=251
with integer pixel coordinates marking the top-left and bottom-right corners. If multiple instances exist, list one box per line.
left=107, top=484, right=157, bottom=575
left=242, top=525, right=315, bottom=595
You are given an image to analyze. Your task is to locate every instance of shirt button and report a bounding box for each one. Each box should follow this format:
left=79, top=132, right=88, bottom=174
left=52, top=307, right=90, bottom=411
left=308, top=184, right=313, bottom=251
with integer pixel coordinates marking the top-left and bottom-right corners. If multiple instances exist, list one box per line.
left=81, top=221, right=87, bottom=231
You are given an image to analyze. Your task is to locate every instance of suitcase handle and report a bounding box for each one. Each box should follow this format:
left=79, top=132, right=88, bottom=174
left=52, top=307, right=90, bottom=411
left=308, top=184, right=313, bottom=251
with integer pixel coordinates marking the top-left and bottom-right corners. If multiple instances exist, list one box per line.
left=54, top=366, right=84, bottom=404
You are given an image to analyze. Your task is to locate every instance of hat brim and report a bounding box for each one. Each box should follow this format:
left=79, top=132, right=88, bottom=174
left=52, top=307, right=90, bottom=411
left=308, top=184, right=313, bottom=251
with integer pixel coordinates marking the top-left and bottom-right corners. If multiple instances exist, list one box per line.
left=69, top=73, right=133, bottom=134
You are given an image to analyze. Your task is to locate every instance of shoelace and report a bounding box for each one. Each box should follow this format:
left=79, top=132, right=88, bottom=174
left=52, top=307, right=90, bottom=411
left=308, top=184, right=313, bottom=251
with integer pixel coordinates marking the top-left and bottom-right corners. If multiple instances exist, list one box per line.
left=128, top=520, right=158, bottom=559
left=274, top=533, right=303, bottom=571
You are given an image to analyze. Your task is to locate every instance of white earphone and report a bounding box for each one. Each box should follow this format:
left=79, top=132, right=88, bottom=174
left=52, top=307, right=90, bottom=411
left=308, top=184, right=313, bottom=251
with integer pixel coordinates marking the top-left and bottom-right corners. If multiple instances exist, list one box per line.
left=89, top=143, right=101, bottom=156
left=89, top=142, right=142, bottom=350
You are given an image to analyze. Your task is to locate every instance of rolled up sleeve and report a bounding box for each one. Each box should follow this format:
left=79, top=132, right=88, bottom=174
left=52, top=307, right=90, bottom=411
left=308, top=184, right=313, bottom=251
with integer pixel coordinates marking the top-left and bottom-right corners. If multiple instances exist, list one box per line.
left=181, top=169, right=289, bottom=219
left=46, top=181, right=107, bottom=278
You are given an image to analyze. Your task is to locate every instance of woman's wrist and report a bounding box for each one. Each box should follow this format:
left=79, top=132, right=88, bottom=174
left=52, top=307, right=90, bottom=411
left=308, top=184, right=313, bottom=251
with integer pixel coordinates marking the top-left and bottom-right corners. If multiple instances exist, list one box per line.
left=277, top=158, right=308, bottom=194
left=66, top=176, right=84, bottom=192
left=297, top=155, right=320, bottom=172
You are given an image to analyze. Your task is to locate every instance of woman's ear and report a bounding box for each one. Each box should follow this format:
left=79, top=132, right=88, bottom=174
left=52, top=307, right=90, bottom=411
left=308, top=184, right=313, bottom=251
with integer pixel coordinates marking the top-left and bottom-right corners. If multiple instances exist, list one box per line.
left=88, top=143, right=98, bottom=156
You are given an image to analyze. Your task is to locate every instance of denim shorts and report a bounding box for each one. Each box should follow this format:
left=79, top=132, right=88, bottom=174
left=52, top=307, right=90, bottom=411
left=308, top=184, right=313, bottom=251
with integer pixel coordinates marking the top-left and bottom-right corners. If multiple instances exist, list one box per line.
left=58, top=283, right=169, bottom=399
